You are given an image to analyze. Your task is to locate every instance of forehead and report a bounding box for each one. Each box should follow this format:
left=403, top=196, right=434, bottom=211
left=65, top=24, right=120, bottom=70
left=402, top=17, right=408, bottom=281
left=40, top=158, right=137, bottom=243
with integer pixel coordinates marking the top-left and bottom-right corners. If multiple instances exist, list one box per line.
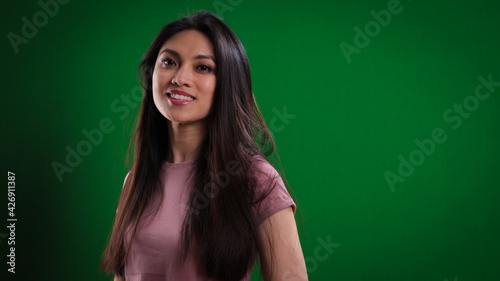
left=159, top=30, right=214, bottom=57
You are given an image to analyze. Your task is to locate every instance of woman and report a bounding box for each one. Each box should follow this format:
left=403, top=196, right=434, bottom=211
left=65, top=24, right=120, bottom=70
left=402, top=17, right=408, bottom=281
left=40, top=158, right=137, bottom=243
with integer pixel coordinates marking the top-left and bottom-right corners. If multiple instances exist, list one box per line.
left=101, top=11, right=308, bottom=281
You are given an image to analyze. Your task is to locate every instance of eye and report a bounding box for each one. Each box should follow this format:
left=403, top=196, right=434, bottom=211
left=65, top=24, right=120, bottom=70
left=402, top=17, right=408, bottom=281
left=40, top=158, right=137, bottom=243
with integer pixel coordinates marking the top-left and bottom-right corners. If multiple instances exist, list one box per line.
left=161, top=58, right=176, bottom=67
left=197, top=64, right=214, bottom=72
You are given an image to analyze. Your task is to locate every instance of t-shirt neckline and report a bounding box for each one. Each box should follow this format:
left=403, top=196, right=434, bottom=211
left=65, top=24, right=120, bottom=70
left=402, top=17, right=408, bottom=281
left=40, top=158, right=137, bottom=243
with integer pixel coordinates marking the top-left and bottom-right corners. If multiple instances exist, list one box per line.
left=163, top=159, right=195, bottom=170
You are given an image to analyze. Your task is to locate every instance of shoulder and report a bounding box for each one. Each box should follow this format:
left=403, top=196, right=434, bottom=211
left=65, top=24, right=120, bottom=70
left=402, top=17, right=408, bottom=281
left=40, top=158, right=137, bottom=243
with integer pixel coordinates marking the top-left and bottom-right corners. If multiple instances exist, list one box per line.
left=119, top=171, right=132, bottom=191
left=116, top=171, right=131, bottom=214
left=249, top=155, right=296, bottom=226
left=124, top=171, right=131, bottom=185
left=249, top=155, right=280, bottom=181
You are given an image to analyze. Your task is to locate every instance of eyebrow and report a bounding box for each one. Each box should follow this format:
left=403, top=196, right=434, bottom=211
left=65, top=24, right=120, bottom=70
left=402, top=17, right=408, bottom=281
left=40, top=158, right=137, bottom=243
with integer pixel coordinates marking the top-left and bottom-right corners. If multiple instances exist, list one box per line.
left=159, top=48, right=215, bottom=62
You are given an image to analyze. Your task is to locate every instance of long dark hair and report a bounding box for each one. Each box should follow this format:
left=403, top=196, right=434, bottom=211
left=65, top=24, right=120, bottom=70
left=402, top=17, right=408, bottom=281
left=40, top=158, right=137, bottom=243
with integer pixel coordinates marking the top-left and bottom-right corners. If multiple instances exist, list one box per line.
left=101, top=11, right=295, bottom=280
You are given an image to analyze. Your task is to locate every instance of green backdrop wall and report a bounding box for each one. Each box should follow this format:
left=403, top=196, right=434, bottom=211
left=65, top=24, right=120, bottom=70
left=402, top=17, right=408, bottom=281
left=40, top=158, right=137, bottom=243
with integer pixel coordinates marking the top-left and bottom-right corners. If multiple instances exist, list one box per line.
left=1, top=0, right=499, bottom=280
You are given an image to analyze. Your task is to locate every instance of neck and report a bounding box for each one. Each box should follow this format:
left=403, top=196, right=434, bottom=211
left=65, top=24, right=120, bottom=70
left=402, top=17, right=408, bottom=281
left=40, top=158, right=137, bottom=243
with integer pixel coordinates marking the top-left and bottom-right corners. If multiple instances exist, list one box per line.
left=166, top=120, right=206, bottom=163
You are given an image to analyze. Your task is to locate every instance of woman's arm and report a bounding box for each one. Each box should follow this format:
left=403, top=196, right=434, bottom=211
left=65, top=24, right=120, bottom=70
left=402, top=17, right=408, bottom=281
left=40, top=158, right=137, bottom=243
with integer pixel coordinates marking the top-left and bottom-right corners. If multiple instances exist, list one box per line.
left=257, top=207, right=308, bottom=281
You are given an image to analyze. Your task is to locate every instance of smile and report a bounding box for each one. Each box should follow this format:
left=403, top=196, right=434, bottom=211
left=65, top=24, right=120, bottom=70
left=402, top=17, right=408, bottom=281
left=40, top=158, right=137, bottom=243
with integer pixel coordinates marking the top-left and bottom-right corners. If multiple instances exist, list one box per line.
left=167, top=93, right=194, bottom=101
left=167, top=90, right=196, bottom=105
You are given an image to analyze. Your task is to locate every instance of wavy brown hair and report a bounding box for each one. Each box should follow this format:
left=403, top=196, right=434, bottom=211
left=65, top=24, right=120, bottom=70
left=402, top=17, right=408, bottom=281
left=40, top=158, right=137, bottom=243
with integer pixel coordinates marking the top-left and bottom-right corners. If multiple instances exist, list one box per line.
left=100, top=11, right=296, bottom=280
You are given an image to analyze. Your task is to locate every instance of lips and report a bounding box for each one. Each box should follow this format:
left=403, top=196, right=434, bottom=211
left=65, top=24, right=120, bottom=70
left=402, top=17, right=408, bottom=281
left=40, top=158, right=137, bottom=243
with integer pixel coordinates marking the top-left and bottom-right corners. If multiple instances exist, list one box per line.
left=167, top=90, right=195, bottom=106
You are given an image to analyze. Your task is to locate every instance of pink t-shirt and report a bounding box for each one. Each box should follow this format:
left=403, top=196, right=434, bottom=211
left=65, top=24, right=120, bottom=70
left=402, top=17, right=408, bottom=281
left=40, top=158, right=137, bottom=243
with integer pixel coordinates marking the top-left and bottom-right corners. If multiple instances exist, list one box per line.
left=122, top=157, right=296, bottom=281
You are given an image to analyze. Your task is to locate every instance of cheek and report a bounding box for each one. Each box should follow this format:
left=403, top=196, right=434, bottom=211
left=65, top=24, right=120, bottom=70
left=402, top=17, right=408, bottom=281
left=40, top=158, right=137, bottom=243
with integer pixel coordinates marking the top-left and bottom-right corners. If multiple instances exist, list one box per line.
left=152, top=69, right=166, bottom=94
left=199, top=76, right=217, bottom=100
left=152, top=69, right=167, bottom=110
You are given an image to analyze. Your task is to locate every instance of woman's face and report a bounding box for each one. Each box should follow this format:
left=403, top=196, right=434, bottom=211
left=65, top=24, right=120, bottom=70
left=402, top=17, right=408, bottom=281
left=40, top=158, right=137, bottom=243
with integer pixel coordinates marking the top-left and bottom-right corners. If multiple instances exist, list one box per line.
left=152, top=30, right=216, bottom=125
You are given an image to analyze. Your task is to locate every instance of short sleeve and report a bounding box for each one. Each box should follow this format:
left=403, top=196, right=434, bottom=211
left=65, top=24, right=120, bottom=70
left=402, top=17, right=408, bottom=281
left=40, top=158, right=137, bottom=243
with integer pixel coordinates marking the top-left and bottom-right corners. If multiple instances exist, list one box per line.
left=251, top=157, right=296, bottom=226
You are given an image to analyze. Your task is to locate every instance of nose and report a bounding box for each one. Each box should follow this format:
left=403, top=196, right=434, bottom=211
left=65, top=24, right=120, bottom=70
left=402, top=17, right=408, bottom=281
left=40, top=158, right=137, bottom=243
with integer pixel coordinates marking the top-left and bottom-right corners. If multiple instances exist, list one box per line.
left=171, top=65, right=192, bottom=87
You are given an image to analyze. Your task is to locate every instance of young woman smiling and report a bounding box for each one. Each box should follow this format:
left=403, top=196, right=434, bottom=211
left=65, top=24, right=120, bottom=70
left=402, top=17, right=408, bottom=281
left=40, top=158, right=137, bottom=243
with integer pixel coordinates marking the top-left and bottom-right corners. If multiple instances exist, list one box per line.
left=100, top=11, right=308, bottom=281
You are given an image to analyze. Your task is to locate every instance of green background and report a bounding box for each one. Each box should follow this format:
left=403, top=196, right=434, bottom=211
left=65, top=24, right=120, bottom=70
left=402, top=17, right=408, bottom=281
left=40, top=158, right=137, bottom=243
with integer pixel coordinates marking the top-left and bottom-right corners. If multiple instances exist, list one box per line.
left=1, top=0, right=499, bottom=280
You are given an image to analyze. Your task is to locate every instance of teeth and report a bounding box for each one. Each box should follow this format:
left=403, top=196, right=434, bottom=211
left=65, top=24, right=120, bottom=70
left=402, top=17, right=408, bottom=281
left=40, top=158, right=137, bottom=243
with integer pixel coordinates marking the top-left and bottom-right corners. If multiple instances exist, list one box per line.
left=169, top=93, right=194, bottom=101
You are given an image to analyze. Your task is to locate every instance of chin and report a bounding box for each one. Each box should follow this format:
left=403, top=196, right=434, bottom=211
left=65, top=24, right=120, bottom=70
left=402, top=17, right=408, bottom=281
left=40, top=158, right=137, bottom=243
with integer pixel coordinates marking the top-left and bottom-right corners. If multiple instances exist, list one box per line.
left=166, top=115, right=196, bottom=124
